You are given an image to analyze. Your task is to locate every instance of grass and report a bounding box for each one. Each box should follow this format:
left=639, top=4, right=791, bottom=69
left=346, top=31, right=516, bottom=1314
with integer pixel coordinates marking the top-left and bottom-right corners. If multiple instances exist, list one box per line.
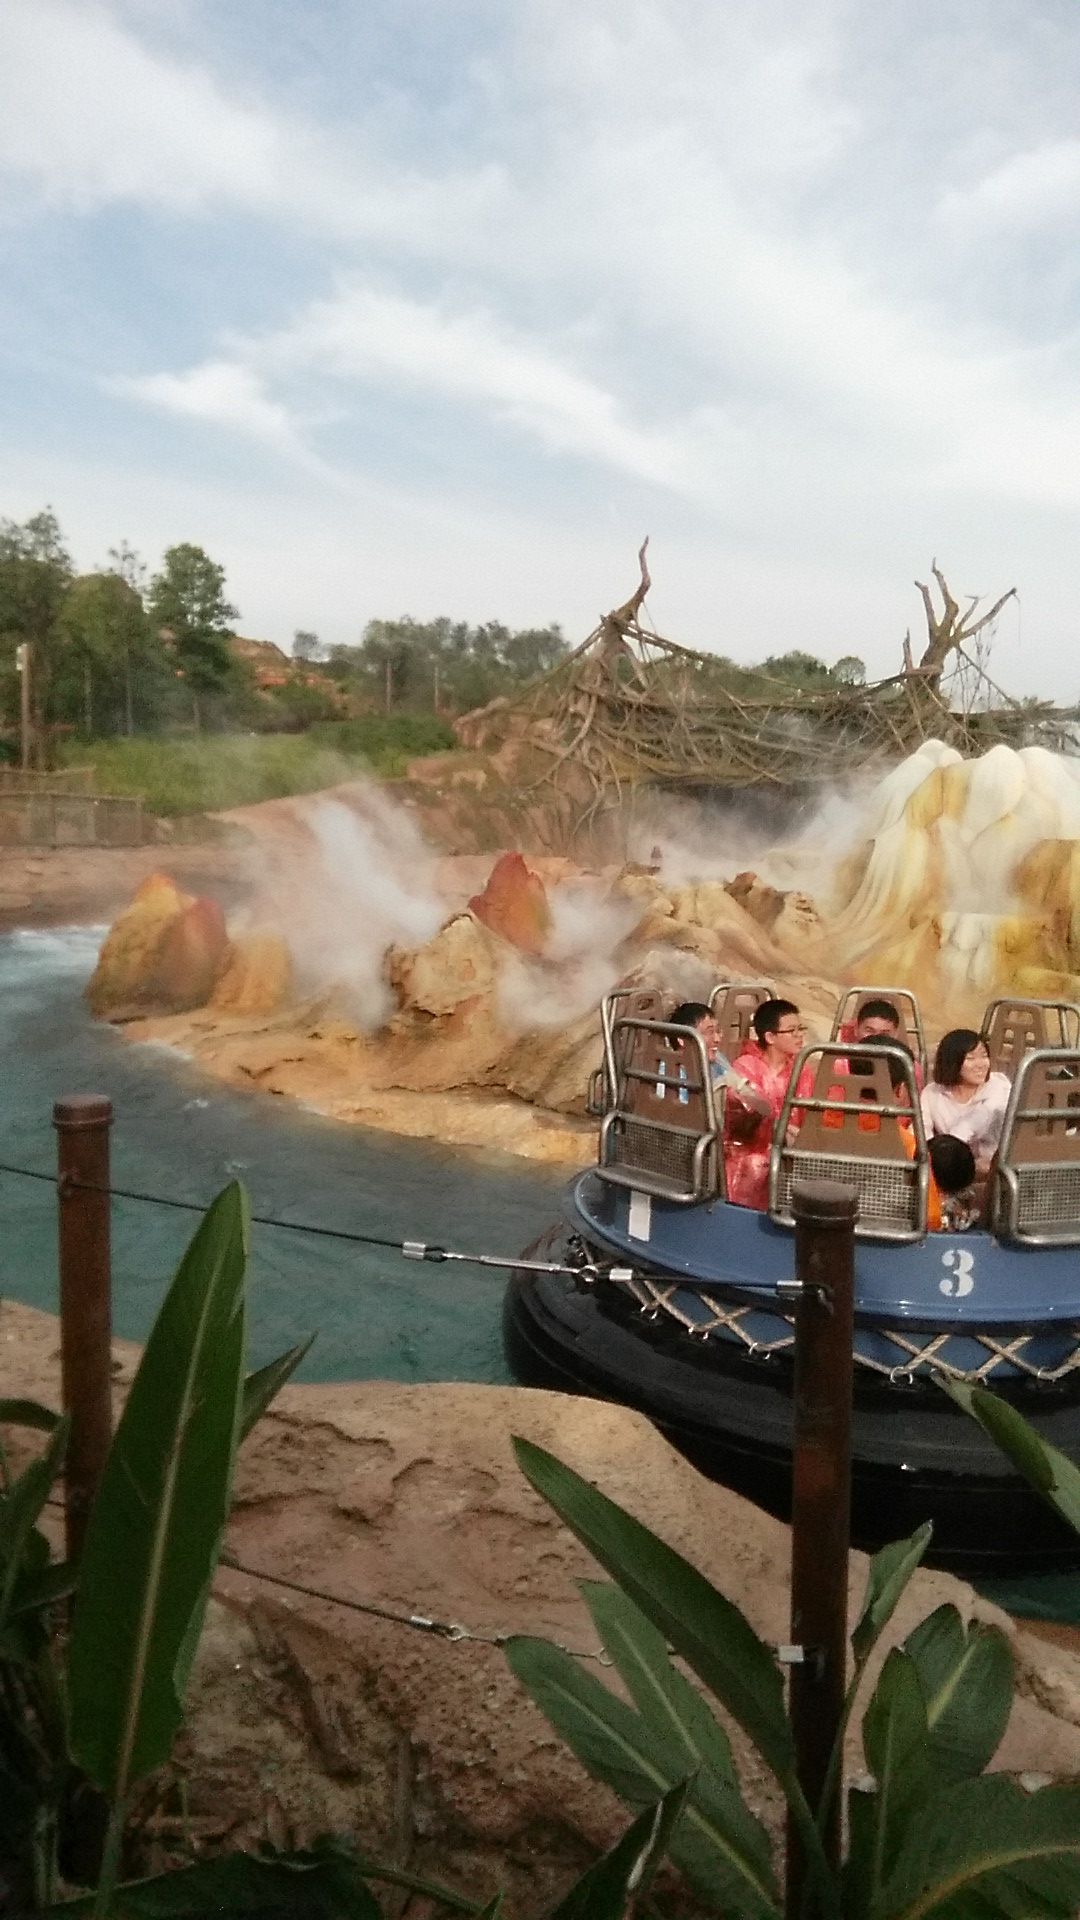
left=59, top=715, right=457, bottom=816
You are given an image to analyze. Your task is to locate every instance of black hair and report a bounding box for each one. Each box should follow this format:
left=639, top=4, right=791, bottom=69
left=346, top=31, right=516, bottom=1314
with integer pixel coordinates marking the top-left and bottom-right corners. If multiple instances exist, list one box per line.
left=856, top=998, right=901, bottom=1029
left=668, top=1001, right=711, bottom=1029
left=928, top=1133, right=976, bottom=1195
left=932, top=1028, right=986, bottom=1090
left=752, top=998, right=799, bottom=1043
left=880, top=1036, right=914, bottom=1090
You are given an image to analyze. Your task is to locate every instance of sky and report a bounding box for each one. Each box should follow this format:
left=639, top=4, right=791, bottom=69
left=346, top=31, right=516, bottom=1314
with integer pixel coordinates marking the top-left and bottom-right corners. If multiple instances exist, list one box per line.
left=0, top=0, right=1077, bottom=690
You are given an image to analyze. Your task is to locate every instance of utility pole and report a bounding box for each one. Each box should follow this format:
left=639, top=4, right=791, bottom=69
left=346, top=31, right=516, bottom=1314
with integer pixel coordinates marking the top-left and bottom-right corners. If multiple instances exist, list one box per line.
left=16, top=642, right=31, bottom=770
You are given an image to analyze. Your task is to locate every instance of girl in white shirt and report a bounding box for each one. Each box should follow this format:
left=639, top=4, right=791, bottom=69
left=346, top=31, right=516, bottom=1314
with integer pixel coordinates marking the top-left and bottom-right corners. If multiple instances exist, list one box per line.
left=920, top=1029, right=1011, bottom=1173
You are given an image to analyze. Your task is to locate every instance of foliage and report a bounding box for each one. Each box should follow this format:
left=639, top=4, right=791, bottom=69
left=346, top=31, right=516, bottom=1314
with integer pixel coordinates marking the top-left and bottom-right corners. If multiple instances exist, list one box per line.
left=328, top=614, right=571, bottom=714
left=147, top=544, right=239, bottom=726
left=52, top=572, right=165, bottom=738
left=508, top=1436, right=1080, bottom=1919
left=0, top=510, right=74, bottom=751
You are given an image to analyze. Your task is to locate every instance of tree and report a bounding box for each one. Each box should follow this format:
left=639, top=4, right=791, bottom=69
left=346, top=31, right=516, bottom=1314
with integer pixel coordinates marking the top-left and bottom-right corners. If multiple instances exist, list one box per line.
left=0, top=509, right=74, bottom=761
left=148, top=544, right=238, bottom=731
left=292, top=629, right=322, bottom=662
left=54, top=572, right=161, bottom=737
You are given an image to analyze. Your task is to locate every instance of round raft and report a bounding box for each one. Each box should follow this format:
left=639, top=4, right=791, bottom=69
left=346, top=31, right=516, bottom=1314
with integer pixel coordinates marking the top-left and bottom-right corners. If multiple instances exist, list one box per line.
left=504, top=1001, right=1080, bottom=1578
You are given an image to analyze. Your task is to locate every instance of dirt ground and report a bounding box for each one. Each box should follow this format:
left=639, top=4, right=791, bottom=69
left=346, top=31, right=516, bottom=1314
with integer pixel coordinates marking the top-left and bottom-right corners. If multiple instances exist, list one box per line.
left=0, top=842, right=250, bottom=932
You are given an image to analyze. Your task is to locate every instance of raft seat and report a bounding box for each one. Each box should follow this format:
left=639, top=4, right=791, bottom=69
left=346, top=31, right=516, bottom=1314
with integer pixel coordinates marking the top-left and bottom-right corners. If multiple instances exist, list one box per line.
left=980, top=999, right=1080, bottom=1080
left=992, top=1050, right=1080, bottom=1247
left=830, top=985, right=927, bottom=1076
left=598, top=1018, right=721, bottom=1204
left=709, top=981, right=775, bottom=1058
left=587, top=989, right=664, bottom=1117
left=769, top=1043, right=928, bottom=1243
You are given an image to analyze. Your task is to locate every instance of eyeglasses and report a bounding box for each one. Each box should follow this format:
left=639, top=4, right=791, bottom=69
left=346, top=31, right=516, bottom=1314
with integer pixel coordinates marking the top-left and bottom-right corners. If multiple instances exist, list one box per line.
left=775, top=1022, right=806, bottom=1036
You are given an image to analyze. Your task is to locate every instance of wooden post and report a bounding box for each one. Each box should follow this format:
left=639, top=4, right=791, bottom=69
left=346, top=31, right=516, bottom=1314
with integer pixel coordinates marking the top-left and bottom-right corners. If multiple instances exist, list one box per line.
left=17, top=641, right=31, bottom=770
left=54, top=1095, right=114, bottom=1563
left=786, top=1178, right=856, bottom=1917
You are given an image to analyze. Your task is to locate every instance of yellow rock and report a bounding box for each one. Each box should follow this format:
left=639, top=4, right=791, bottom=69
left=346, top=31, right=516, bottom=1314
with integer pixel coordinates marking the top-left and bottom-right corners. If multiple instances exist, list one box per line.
left=210, top=932, right=292, bottom=1015
left=85, top=872, right=192, bottom=1016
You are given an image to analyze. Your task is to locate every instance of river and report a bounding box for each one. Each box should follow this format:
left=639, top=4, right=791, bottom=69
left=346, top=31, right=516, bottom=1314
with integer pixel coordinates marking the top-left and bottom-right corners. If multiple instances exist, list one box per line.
left=0, top=925, right=564, bottom=1384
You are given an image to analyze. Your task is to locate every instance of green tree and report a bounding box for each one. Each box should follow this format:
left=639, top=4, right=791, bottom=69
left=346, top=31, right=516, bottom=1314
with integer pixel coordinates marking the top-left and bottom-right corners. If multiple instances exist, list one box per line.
left=148, top=544, right=238, bottom=732
left=54, top=573, right=162, bottom=738
left=0, top=509, right=74, bottom=762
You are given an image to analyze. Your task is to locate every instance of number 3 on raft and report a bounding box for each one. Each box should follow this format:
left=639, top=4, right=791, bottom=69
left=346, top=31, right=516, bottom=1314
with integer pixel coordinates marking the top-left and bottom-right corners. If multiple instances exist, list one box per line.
left=939, top=1247, right=975, bottom=1297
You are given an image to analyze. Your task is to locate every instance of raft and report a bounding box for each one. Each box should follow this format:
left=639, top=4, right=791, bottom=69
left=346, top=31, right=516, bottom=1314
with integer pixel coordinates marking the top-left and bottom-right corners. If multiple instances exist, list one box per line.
left=504, top=996, right=1080, bottom=1577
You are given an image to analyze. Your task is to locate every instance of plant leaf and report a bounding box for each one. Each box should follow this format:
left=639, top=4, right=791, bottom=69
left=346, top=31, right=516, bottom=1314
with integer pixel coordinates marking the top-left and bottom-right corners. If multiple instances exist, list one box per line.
left=44, top=1844, right=382, bottom=1916
left=506, top=1633, right=779, bottom=1916
left=0, top=1398, right=62, bottom=1433
left=902, top=1605, right=1013, bottom=1784
left=851, top=1524, right=933, bottom=1667
left=861, top=1651, right=932, bottom=1905
left=67, top=1182, right=249, bottom=1797
left=0, top=1413, right=70, bottom=1627
left=6, top=1558, right=77, bottom=1618
left=549, top=1779, right=691, bottom=1918
left=512, top=1438, right=793, bottom=1785
left=939, top=1378, right=1080, bottom=1536
left=581, top=1580, right=737, bottom=1788
left=240, top=1335, right=315, bottom=1443
left=876, top=1775, right=1080, bottom=1920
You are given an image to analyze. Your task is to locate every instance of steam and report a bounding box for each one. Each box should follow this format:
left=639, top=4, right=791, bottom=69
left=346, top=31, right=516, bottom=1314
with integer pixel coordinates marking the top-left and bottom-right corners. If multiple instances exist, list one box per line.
left=496, top=881, right=641, bottom=1030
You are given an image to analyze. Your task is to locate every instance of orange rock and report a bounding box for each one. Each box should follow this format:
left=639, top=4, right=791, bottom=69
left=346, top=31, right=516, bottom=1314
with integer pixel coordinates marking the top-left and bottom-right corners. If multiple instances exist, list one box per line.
left=210, top=932, right=292, bottom=1015
left=147, top=896, right=229, bottom=1011
left=467, top=851, right=552, bottom=955
left=85, top=871, right=193, bottom=1015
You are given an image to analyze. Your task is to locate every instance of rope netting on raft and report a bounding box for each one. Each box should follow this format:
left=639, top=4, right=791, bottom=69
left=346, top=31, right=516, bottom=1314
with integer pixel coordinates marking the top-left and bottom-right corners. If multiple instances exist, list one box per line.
left=461, top=545, right=1080, bottom=800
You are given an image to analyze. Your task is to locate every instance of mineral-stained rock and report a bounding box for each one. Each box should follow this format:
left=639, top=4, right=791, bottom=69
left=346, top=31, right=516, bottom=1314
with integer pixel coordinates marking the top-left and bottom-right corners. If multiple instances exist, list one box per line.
left=149, top=895, right=229, bottom=1011
left=210, top=931, right=292, bottom=1016
left=85, top=871, right=194, bottom=1015
left=387, top=912, right=502, bottom=1016
left=468, top=851, right=552, bottom=954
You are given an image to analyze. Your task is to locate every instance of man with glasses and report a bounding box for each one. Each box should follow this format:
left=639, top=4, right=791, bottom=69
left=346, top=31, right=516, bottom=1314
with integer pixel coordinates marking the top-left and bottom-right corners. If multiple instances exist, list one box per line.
left=725, top=998, right=814, bottom=1209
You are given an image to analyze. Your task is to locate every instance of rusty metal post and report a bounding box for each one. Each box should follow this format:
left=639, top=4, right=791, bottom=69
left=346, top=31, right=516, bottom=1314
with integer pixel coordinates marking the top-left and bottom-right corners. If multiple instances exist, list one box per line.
left=54, top=1095, right=114, bottom=1563
left=785, top=1178, right=856, bottom=1918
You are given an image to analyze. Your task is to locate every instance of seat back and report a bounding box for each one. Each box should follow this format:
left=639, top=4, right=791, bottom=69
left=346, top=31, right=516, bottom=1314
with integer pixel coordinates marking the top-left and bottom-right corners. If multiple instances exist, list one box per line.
left=598, top=1018, right=721, bottom=1203
left=980, top=999, right=1080, bottom=1079
left=768, top=1042, right=927, bottom=1242
left=587, top=987, right=665, bottom=1115
left=830, top=986, right=926, bottom=1074
left=709, top=981, right=776, bottom=1057
left=990, top=1049, right=1080, bottom=1245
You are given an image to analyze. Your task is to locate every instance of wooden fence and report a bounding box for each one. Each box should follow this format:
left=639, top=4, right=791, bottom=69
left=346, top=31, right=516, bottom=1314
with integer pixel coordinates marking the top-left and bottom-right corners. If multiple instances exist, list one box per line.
left=0, top=792, right=144, bottom=847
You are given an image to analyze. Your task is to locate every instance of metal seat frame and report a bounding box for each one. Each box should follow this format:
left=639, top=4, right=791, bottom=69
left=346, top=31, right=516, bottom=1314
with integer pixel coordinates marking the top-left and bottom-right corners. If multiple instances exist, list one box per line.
left=587, top=987, right=665, bottom=1117
left=990, top=1048, right=1080, bottom=1247
left=708, top=981, right=776, bottom=1059
left=769, top=1041, right=928, bottom=1243
left=597, top=1017, right=722, bottom=1204
left=980, top=999, right=1080, bottom=1080
left=830, top=986, right=927, bottom=1077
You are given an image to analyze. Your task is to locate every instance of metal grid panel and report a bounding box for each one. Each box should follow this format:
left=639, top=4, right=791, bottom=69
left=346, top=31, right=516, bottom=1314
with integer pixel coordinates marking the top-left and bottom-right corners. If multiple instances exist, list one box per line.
left=609, top=1118, right=697, bottom=1189
left=776, top=1152, right=917, bottom=1225
left=1017, top=1165, right=1080, bottom=1230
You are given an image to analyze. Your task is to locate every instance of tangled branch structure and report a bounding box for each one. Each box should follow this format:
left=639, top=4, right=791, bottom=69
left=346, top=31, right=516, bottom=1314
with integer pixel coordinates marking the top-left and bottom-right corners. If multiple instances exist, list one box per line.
left=461, top=545, right=1080, bottom=803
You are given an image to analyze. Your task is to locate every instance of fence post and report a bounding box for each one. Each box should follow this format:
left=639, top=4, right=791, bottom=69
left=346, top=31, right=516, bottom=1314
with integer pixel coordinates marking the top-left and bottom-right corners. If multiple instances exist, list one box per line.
left=54, top=1095, right=114, bottom=1563
left=785, top=1177, right=857, bottom=1918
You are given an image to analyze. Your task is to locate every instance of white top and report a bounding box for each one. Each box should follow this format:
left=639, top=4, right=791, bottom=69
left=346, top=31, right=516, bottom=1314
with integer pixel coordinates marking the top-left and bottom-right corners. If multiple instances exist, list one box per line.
left=920, top=1072, right=1012, bottom=1157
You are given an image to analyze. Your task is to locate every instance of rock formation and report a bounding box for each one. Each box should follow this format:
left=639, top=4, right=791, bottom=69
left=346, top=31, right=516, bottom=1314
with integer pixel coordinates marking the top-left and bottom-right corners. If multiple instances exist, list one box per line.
left=86, top=871, right=290, bottom=1021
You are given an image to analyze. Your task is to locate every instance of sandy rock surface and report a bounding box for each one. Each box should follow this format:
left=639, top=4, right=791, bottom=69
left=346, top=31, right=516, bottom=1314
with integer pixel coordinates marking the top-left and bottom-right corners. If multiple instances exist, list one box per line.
left=5, top=1297, right=1080, bottom=1915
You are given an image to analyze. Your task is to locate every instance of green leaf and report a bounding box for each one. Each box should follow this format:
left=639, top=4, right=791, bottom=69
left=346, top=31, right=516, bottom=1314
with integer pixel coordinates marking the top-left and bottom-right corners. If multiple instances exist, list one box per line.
left=852, top=1524, right=933, bottom=1667
left=549, top=1779, right=691, bottom=1918
left=581, top=1580, right=737, bottom=1788
left=877, top=1775, right=1080, bottom=1920
left=512, top=1438, right=793, bottom=1785
left=240, top=1335, right=316, bottom=1443
left=44, top=1844, right=383, bottom=1916
left=474, top=1898, right=503, bottom=1918
left=0, top=1414, right=70, bottom=1627
left=67, top=1183, right=249, bottom=1798
left=843, top=1785, right=878, bottom=1920
left=506, top=1633, right=779, bottom=1916
left=940, top=1378, right=1080, bottom=1536
left=902, top=1605, right=1013, bottom=1784
left=0, top=1398, right=62, bottom=1433
left=861, top=1651, right=932, bottom=1905
left=6, top=1558, right=77, bottom=1618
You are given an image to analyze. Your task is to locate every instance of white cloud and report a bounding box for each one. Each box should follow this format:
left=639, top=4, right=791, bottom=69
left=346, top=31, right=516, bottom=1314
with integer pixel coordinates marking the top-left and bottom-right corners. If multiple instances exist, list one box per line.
left=108, top=361, right=299, bottom=448
left=939, top=140, right=1080, bottom=234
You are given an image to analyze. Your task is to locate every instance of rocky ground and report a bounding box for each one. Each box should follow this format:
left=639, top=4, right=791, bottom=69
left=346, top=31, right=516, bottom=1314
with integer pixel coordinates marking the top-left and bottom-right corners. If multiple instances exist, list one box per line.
left=6, top=1296, right=1080, bottom=1916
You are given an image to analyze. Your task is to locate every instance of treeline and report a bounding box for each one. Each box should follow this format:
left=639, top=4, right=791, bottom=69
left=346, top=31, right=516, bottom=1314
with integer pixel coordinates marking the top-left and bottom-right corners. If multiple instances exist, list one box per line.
left=0, top=506, right=867, bottom=765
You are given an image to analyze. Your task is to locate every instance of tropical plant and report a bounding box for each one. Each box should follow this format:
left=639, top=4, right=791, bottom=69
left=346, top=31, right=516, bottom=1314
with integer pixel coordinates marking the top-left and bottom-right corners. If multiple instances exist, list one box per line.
left=0, top=1194, right=692, bottom=1920
left=507, top=1436, right=1080, bottom=1919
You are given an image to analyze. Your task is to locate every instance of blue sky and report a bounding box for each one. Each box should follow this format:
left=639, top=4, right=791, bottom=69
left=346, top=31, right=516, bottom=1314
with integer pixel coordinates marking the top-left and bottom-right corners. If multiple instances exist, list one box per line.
left=1, top=0, right=1077, bottom=689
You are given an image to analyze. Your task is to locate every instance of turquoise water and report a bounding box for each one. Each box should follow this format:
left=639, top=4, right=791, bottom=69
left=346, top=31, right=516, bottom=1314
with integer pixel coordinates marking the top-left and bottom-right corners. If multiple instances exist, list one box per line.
left=0, top=926, right=564, bottom=1384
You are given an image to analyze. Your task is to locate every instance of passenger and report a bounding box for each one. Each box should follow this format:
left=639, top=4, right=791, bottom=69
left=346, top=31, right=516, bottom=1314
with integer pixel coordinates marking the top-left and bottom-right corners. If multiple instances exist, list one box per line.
left=886, top=1046, right=977, bottom=1227
left=921, top=1029, right=1011, bottom=1176
left=667, top=1002, right=772, bottom=1121
left=837, top=997, right=924, bottom=1088
left=725, top=999, right=815, bottom=1210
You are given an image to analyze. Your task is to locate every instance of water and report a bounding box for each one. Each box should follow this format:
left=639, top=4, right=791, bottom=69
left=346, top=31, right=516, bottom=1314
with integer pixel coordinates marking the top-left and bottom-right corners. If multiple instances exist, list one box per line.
left=0, top=926, right=565, bottom=1384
